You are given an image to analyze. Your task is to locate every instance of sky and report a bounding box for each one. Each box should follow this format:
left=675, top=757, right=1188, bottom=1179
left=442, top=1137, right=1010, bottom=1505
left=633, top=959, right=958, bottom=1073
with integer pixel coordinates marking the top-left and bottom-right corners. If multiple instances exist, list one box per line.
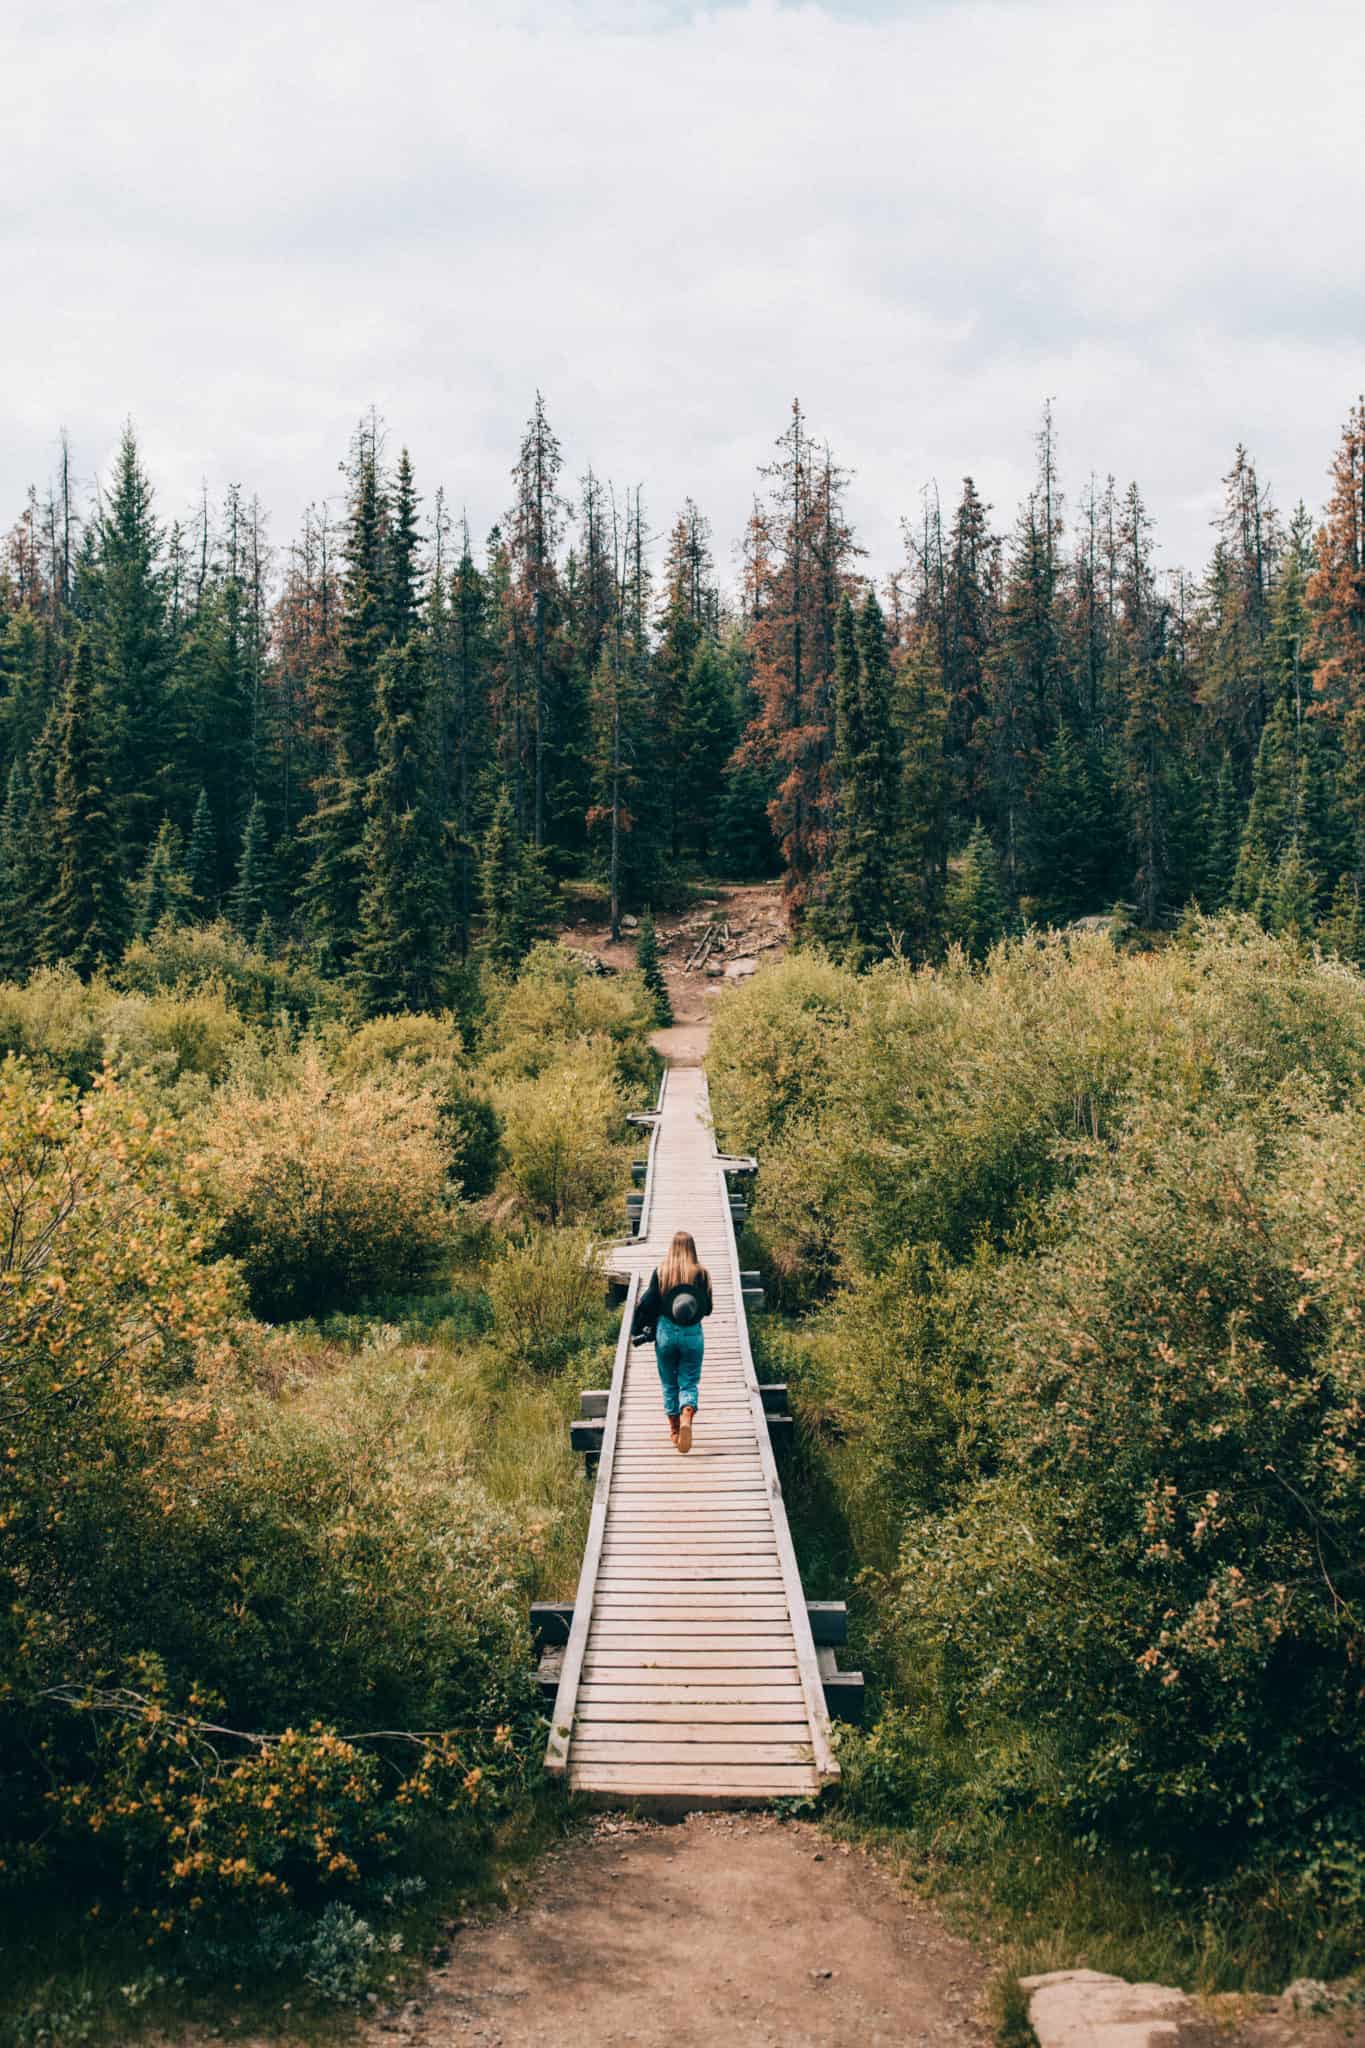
left=3, top=0, right=1363, bottom=590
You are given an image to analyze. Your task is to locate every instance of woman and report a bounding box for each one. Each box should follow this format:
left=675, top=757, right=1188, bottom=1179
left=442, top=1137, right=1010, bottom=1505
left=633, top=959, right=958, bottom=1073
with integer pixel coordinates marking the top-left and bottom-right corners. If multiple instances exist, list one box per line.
left=631, top=1230, right=713, bottom=1452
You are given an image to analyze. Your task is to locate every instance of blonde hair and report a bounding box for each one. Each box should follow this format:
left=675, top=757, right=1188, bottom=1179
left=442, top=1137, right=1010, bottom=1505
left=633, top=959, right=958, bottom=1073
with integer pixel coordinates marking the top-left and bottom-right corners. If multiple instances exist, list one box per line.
left=659, top=1230, right=707, bottom=1294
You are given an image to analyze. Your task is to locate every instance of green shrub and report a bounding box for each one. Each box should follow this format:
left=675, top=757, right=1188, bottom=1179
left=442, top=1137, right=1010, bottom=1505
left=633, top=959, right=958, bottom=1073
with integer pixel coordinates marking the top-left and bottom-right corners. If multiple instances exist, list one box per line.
left=333, top=1011, right=502, bottom=1198
left=202, top=1048, right=455, bottom=1317
left=495, top=1042, right=628, bottom=1225
left=483, top=942, right=656, bottom=1093
left=486, top=1228, right=612, bottom=1375
left=118, top=920, right=340, bottom=1027
left=0, top=965, right=110, bottom=1086
left=0, top=1056, right=540, bottom=1952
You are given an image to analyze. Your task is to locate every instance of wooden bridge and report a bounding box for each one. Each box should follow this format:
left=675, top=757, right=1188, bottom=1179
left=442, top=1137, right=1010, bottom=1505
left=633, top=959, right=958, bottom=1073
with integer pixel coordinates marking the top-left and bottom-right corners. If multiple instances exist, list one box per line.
left=542, top=1056, right=843, bottom=1806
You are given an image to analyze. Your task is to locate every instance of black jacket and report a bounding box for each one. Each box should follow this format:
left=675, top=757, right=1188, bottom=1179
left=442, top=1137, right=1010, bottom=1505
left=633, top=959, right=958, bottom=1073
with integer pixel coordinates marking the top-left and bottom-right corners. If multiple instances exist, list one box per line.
left=631, top=1267, right=713, bottom=1342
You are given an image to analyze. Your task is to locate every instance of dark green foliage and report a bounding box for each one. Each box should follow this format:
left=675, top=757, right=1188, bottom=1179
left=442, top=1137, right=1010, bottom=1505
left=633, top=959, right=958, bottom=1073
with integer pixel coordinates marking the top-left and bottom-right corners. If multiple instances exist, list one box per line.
left=135, top=818, right=191, bottom=939
left=675, top=638, right=737, bottom=861
left=824, top=592, right=902, bottom=957
left=48, top=639, right=124, bottom=973
left=944, top=822, right=1005, bottom=958
left=478, top=785, right=557, bottom=974
left=185, top=785, right=218, bottom=917
left=228, top=796, right=274, bottom=944
left=635, top=907, right=672, bottom=1024
left=354, top=640, right=453, bottom=1014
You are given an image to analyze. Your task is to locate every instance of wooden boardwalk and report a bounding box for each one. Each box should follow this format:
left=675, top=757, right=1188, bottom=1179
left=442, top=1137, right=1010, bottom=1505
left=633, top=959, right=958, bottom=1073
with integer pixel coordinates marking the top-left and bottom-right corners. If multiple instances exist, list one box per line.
left=545, top=1059, right=839, bottom=1804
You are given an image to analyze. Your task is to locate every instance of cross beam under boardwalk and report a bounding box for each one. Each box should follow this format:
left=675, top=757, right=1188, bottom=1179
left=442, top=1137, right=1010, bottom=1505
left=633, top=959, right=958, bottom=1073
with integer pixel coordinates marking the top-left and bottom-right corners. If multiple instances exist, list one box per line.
left=545, top=1062, right=839, bottom=1808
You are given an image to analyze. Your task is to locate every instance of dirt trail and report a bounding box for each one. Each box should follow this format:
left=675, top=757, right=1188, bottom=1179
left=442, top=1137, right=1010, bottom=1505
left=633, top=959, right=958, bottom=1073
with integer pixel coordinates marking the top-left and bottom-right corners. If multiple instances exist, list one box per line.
left=367, top=1813, right=991, bottom=2048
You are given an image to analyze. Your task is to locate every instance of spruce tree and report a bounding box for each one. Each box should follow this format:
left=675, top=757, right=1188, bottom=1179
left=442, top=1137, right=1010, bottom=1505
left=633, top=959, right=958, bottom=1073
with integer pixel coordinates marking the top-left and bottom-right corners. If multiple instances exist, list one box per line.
left=386, top=449, right=423, bottom=648
left=1026, top=723, right=1106, bottom=922
left=136, top=818, right=190, bottom=938
left=1203, top=754, right=1244, bottom=909
left=675, top=638, right=737, bottom=864
left=1268, top=838, right=1318, bottom=937
left=47, top=637, right=124, bottom=973
left=228, top=797, right=273, bottom=943
left=636, top=908, right=673, bottom=1025
left=825, top=591, right=902, bottom=957
left=354, top=639, right=452, bottom=1014
left=0, top=758, right=47, bottom=976
left=1320, top=873, right=1365, bottom=965
left=945, top=823, right=1005, bottom=961
left=478, top=785, right=557, bottom=974
left=186, top=787, right=218, bottom=917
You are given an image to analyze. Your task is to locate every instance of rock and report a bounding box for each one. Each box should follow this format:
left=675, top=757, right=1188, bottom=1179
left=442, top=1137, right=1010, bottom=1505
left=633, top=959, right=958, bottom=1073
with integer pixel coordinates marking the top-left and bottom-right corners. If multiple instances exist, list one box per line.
left=705, top=961, right=725, bottom=978
left=621, top=913, right=639, bottom=930
left=1282, top=1979, right=1336, bottom=2015
left=724, top=955, right=758, bottom=980
left=1021, top=1969, right=1191, bottom=2048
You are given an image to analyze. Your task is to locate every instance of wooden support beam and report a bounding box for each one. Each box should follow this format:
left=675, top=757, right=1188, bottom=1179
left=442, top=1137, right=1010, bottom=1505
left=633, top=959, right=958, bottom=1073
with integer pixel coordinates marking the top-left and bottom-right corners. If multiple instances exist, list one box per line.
left=817, top=1645, right=864, bottom=1723
left=580, top=1389, right=609, bottom=1419
left=758, top=1383, right=788, bottom=1414
left=531, top=1602, right=574, bottom=1651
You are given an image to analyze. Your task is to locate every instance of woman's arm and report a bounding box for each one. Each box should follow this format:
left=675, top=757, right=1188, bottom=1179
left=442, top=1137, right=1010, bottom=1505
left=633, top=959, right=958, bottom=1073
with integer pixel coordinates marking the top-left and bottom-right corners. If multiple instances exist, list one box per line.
left=631, top=1271, right=661, bottom=1336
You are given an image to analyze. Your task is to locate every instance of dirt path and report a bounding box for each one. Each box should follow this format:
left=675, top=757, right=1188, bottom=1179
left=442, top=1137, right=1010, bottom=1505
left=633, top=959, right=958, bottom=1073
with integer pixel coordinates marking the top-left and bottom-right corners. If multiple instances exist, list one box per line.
left=370, top=1814, right=991, bottom=2048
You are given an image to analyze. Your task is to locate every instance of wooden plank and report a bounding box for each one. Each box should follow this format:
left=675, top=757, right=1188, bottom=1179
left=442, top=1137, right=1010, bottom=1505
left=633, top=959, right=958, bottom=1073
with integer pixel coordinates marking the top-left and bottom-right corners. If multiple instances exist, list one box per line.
left=576, top=1703, right=809, bottom=1725
left=569, top=1765, right=817, bottom=1791
left=573, top=1741, right=814, bottom=1765
left=543, top=1265, right=642, bottom=1778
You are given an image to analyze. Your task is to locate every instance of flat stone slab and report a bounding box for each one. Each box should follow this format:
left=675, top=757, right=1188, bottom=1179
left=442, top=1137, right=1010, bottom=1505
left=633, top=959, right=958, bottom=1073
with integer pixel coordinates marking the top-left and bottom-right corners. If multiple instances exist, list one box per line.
left=724, top=955, right=759, bottom=979
left=1022, top=1970, right=1192, bottom=2048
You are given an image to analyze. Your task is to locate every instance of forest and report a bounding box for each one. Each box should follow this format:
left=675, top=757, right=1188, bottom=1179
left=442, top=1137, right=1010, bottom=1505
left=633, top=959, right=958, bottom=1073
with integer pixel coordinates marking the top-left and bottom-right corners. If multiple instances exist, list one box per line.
left=3, top=392, right=1365, bottom=982
left=3, top=393, right=1364, bottom=2036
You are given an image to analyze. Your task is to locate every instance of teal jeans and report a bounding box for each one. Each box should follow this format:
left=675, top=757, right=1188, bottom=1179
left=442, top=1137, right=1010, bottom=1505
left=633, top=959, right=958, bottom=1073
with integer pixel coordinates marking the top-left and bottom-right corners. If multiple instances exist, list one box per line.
left=655, top=1313, right=704, bottom=1416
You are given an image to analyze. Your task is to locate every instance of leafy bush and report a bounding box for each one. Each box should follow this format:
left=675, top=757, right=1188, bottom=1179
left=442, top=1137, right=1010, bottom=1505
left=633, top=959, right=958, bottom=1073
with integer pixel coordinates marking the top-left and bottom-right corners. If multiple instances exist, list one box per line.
left=118, top=919, right=341, bottom=1026
left=495, top=1041, right=629, bottom=1225
left=333, top=1010, right=502, bottom=1198
left=201, top=1047, right=455, bottom=1317
left=486, top=1228, right=613, bottom=1375
left=0, top=965, right=111, bottom=1086
left=482, top=941, right=656, bottom=1093
left=714, top=923, right=1365, bottom=1926
left=0, top=1053, right=540, bottom=1955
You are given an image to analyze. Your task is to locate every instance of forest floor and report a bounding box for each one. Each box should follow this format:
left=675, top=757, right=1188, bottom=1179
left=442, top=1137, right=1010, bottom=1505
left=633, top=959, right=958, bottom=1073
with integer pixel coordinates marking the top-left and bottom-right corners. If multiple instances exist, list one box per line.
left=562, top=878, right=788, bottom=1035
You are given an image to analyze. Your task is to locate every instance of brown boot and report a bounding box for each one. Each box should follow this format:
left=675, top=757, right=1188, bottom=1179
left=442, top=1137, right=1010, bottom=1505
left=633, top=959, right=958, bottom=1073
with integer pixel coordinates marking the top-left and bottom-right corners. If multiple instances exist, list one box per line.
left=667, top=1413, right=680, bottom=1445
left=677, top=1406, right=694, bottom=1454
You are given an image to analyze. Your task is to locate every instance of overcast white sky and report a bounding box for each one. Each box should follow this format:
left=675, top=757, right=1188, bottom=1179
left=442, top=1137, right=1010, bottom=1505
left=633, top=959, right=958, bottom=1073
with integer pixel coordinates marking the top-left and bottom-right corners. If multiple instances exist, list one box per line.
left=4, top=0, right=1362, bottom=587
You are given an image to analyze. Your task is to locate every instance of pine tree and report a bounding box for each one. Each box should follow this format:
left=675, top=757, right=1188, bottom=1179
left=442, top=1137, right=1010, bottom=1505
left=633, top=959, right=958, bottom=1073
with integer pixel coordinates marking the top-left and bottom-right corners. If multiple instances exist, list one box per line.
left=0, top=756, right=49, bottom=976
left=47, top=637, right=123, bottom=972
left=1027, top=723, right=1108, bottom=922
left=80, top=424, right=171, bottom=864
left=636, top=908, right=672, bottom=1025
left=1268, top=837, right=1318, bottom=937
left=945, top=823, right=1006, bottom=961
left=1203, top=753, right=1245, bottom=910
left=1307, top=399, right=1365, bottom=867
left=386, top=448, right=422, bottom=648
left=135, top=818, right=190, bottom=938
left=1320, top=872, right=1365, bottom=965
left=186, top=786, right=218, bottom=917
left=676, top=638, right=738, bottom=863
left=825, top=591, right=902, bottom=956
left=478, top=785, right=557, bottom=974
left=228, top=796, right=273, bottom=943
left=354, top=638, right=452, bottom=1014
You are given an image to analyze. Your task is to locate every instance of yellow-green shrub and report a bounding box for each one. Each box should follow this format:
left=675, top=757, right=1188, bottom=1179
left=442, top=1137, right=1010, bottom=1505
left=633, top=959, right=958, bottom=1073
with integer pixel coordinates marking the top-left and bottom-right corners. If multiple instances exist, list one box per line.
left=494, top=1042, right=628, bottom=1224
left=485, top=1228, right=613, bottom=1375
left=202, top=1048, right=454, bottom=1318
left=333, top=1010, right=502, bottom=1198
left=482, top=942, right=656, bottom=1092
left=118, top=919, right=341, bottom=1026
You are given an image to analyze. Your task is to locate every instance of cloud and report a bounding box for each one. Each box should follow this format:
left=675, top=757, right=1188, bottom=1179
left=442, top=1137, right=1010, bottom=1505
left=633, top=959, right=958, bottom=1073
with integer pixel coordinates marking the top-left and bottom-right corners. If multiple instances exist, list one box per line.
left=2, top=0, right=1361, bottom=581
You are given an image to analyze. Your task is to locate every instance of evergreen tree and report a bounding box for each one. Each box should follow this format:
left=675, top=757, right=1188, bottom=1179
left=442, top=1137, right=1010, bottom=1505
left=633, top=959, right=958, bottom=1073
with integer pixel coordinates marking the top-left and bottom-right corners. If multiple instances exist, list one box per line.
left=676, top=638, right=738, bottom=863
left=825, top=591, right=902, bottom=956
left=478, top=785, right=557, bottom=973
left=1320, top=872, right=1365, bottom=965
left=1026, top=723, right=1109, bottom=922
left=354, top=639, right=452, bottom=1014
left=1307, top=399, right=1365, bottom=866
left=186, top=786, right=218, bottom=917
left=80, top=425, right=171, bottom=863
left=0, top=756, right=49, bottom=976
left=135, top=817, right=190, bottom=938
left=47, top=637, right=123, bottom=972
left=635, top=908, right=673, bottom=1025
left=1202, top=752, right=1244, bottom=909
left=895, top=623, right=951, bottom=954
left=945, top=823, right=1006, bottom=961
left=1268, top=837, right=1318, bottom=937
left=386, top=448, right=423, bottom=648
left=228, top=796, right=273, bottom=943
